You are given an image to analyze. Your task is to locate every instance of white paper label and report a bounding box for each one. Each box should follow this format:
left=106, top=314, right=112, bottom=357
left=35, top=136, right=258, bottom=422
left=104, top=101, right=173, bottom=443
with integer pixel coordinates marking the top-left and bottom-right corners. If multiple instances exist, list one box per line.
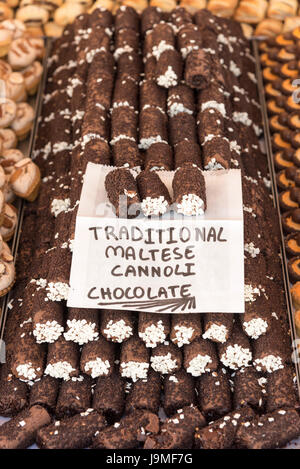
left=67, top=163, right=244, bottom=313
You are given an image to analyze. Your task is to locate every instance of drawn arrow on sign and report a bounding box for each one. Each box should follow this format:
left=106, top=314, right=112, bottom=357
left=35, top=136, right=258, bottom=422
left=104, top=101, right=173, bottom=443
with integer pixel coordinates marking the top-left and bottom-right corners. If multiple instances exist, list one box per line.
left=97, top=296, right=196, bottom=313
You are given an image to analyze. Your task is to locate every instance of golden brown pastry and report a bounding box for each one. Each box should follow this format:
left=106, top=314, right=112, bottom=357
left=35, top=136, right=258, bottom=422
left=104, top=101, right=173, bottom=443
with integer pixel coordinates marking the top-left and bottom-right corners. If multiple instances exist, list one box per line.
left=234, top=0, right=268, bottom=24
left=0, top=19, right=26, bottom=40
left=0, top=203, right=17, bottom=241
left=11, top=102, right=35, bottom=140
left=21, top=60, right=43, bottom=94
left=0, top=129, right=17, bottom=150
left=10, top=157, right=41, bottom=201
left=121, top=0, right=148, bottom=13
left=0, top=247, right=15, bottom=297
left=0, top=98, right=16, bottom=128
left=207, top=0, right=238, bottom=18
left=54, top=3, right=86, bottom=27
left=291, top=282, right=300, bottom=309
left=283, top=16, right=300, bottom=33
left=8, top=37, right=37, bottom=69
left=0, top=148, right=24, bottom=173
left=179, top=0, right=207, bottom=14
left=0, top=3, right=13, bottom=22
left=16, top=5, right=49, bottom=28
left=268, top=0, right=297, bottom=21
left=4, top=72, right=27, bottom=102
left=0, top=27, right=12, bottom=57
left=255, top=19, right=283, bottom=37
left=88, top=0, right=114, bottom=12
left=43, top=21, right=64, bottom=38
left=241, top=22, right=254, bottom=38
left=150, top=0, right=177, bottom=13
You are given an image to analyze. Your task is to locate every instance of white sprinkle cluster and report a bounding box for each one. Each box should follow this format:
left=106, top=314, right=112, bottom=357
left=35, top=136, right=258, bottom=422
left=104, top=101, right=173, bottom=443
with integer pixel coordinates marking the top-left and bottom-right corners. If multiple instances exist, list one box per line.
left=203, top=324, right=228, bottom=343
left=244, top=284, right=260, bottom=303
left=141, top=196, right=169, bottom=216
left=151, top=352, right=178, bottom=374
left=220, top=344, right=252, bottom=370
left=45, top=361, right=76, bottom=380
left=139, top=135, right=168, bottom=150
left=244, top=242, right=260, bottom=258
left=139, top=321, right=166, bottom=348
left=201, top=100, right=226, bottom=117
left=120, top=361, right=149, bottom=382
left=16, top=363, right=37, bottom=382
left=51, top=198, right=71, bottom=217
left=186, top=354, right=212, bottom=377
left=46, top=282, right=69, bottom=301
left=205, top=157, right=225, bottom=171
left=168, top=102, right=193, bottom=117
left=157, top=66, right=178, bottom=88
left=103, top=319, right=133, bottom=343
left=229, top=60, right=241, bottom=76
left=254, top=355, right=284, bottom=373
left=33, top=321, right=64, bottom=344
left=84, top=358, right=111, bottom=378
left=233, top=112, right=252, bottom=126
left=176, top=194, right=205, bottom=216
left=152, top=41, right=174, bottom=60
left=64, top=319, right=99, bottom=345
left=243, top=318, right=268, bottom=340
left=173, top=325, right=194, bottom=347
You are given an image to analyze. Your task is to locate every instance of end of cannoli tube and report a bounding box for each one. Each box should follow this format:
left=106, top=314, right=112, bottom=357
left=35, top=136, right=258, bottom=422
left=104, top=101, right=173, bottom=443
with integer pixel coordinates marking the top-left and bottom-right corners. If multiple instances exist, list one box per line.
left=184, top=49, right=212, bottom=90
left=173, top=164, right=206, bottom=216
left=137, top=170, right=171, bottom=217
left=105, top=167, right=141, bottom=219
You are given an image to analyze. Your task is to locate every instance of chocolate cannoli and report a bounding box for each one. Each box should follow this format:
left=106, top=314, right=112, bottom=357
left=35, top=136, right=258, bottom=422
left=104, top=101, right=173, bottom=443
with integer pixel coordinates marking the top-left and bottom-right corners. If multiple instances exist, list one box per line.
left=115, top=5, right=140, bottom=32
left=197, top=369, right=232, bottom=420
left=169, top=7, right=193, bottom=31
left=83, top=138, right=111, bottom=166
left=140, top=79, right=167, bottom=113
left=163, top=369, right=195, bottom=416
left=55, top=375, right=92, bottom=419
left=144, top=405, right=205, bottom=450
left=184, top=338, right=218, bottom=377
left=82, top=104, right=110, bottom=142
left=167, top=83, right=195, bottom=117
left=236, top=408, right=300, bottom=449
left=120, top=335, right=150, bottom=381
left=100, top=310, right=134, bottom=343
left=138, top=312, right=170, bottom=348
left=113, top=75, right=139, bottom=111
left=0, top=364, right=28, bottom=416
left=0, top=405, right=51, bottom=449
left=141, top=6, right=163, bottom=35
left=64, top=308, right=99, bottom=345
left=169, top=113, right=197, bottom=146
left=139, top=107, right=168, bottom=150
left=150, top=341, right=182, bottom=375
left=174, top=141, right=202, bottom=169
left=218, top=321, right=252, bottom=371
left=202, top=314, right=234, bottom=344
left=144, top=142, right=173, bottom=171
left=152, top=22, right=175, bottom=53
left=114, top=28, right=140, bottom=61
left=37, top=409, right=107, bottom=449
left=185, top=49, right=212, bottom=89
left=117, top=52, right=143, bottom=82
left=137, top=170, right=171, bottom=216
left=194, top=407, right=256, bottom=450
left=170, top=314, right=202, bottom=348
left=125, top=369, right=161, bottom=414
left=45, top=336, right=80, bottom=381
left=112, top=140, right=142, bottom=168
left=92, top=409, right=159, bottom=449
left=105, top=168, right=140, bottom=219
left=202, top=136, right=231, bottom=170
left=93, top=370, right=125, bottom=422
left=29, top=376, right=59, bottom=413
left=177, top=24, right=201, bottom=59
left=241, top=299, right=274, bottom=340
left=253, top=320, right=291, bottom=373
left=155, top=49, right=183, bottom=88
left=233, top=367, right=265, bottom=411
left=80, top=336, right=115, bottom=378
left=173, top=164, right=206, bottom=216
left=32, top=294, right=65, bottom=344
left=266, top=366, right=299, bottom=412
left=111, top=106, right=138, bottom=144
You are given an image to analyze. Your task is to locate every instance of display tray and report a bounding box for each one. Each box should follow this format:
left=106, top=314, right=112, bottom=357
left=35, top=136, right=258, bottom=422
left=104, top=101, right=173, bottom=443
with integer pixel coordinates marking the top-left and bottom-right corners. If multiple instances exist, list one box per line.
left=0, top=37, right=299, bottom=449
left=0, top=38, right=51, bottom=350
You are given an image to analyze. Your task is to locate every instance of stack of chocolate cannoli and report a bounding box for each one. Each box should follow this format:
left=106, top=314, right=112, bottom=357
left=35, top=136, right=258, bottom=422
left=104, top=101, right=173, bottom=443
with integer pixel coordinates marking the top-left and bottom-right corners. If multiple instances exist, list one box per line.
left=0, top=6, right=299, bottom=450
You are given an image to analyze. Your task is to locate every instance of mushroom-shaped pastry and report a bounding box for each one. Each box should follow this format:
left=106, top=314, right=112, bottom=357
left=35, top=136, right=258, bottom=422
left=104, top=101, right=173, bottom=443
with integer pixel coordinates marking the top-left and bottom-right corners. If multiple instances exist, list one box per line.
left=0, top=203, right=17, bottom=241
left=10, top=157, right=41, bottom=201
left=0, top=250, right=15, bottom=296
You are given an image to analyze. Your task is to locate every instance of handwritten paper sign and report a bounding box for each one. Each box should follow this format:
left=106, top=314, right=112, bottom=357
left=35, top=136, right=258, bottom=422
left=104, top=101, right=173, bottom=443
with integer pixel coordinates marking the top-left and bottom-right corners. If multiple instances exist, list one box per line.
left=67, top=164, right=244, bottom=313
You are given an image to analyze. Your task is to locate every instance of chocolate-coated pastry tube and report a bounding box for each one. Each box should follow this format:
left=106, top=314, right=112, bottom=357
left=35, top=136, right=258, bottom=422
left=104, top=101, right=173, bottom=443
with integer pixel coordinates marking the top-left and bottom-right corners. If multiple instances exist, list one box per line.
left=144, top=405, right=205, bottom=449
left=197, top=369, right=232, bottom=419
left=90, top=6, right=113, bottom=28
left=197, top=109, right=225, bottom=144
left=64, top=308, right=99, bottom=345
left=202, top=313, right=234, bottom=343
left=55, top=375, right=92, bottom=419
left=266, top=366, right=299, bottom=412
left=11, top=322, right=46, bottom=383
left=115, top=5, right=140, bottom=32
left=0, top=363, right=28, bottom=416
left=163, top=369, right=195, bottom=416
left=29, top=375, right=59, bottom=413
left=140, top=79, right=167, bottom=112
left=37, top=409, right=107, bottom=449
left=185, top=49, right=212, bottom=89
left=83, top=139, right=111, bottom=166
left=155, top=49, right=183, bottom=88
left=82, top=103, right=109, bottom=141
left=184, top=338, right=218, bottom=377
left=241, top=300, right=273, bottom=340
left=0, top=405, right=51, bottom=449
left=137, top=170, right=171, bottom=216
left=152, top=22, right=175, bottom=51
left=111, top=106, right=138, bottom=143
left=144, top=142, right=173, bottom=171
left=138, top=312, right=170, bottom=348
left=32, top=293, right=64, bottom=344
left=169, top=7, right=193, bottom=30
left=105, top=168, right=140, bottom=219
left=91, top=410, right=159, bottom=449
left=233, top=367, right=265, bottom=411
left=167, top=83, right=195, bottom=117
left=120, top=335, right=150, bottom=381
left=252, top=320, right=291, bottom=373
left=113, top=75, right=139, bottom=111
left=174, top=141, right=202, bottom=169
left=177, top=24, right=202, bottom=59
left=203, top=137, right=231, bottom=170
left=173, top=164, right=206, bottom=216
left=112, top=140, right=142, bottom=168
left=194, top=407, right=256, bottom=450
left=236, top=409, right=300, bottom=449
left=150, top=341, right=182, bottom=375
left=169, top=112, right=197, bottom=145
left=125, top=369, right=161, bottom=414
left=114, top=28, right=140, bottom=60
left=218, top=321, right=252, bottom=370
left=93, top=370, right=125, bottom=422
left=170, top=314, right=202, bottom=347
left=45, top=336, right=80, bottom=381
left=141, top=6, right=163, bottom=35
left=117, top=52, right=143, bottom=82
left=100, top=309, right=134, bottom=343
left=80, top=336, right=115, bottom=378
left=139, top=107, right=168, bottom=150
